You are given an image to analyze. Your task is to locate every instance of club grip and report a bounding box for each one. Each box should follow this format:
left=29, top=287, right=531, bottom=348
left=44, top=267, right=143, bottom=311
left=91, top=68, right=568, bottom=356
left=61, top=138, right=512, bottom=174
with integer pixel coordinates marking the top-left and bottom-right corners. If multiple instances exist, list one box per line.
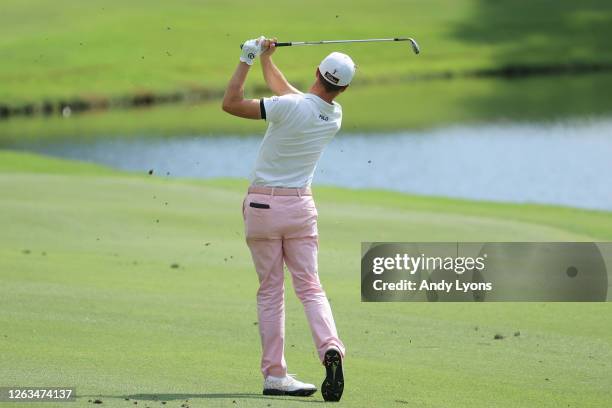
left=240, top=41, right=291, bottom=49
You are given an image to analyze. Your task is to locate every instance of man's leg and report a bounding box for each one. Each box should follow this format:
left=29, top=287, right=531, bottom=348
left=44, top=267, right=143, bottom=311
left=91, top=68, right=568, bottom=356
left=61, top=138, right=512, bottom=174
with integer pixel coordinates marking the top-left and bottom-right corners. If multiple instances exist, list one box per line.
left=246, top=237, right=287, bottom=378
left=283, top=236, right=345, bottom=401
left=282, top=236, right=345, bottom=361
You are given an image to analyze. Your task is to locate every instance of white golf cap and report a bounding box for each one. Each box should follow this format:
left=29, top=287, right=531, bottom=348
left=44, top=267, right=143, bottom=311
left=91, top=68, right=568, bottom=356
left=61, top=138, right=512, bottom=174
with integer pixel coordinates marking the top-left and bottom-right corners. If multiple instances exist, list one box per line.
left=318, top=52, right=356, bottom=87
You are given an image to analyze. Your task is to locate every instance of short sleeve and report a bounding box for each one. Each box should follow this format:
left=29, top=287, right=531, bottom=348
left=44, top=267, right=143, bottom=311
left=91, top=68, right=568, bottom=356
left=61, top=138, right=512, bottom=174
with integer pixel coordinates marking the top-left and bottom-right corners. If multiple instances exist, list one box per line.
left=262, top=94, right=300, bottom=123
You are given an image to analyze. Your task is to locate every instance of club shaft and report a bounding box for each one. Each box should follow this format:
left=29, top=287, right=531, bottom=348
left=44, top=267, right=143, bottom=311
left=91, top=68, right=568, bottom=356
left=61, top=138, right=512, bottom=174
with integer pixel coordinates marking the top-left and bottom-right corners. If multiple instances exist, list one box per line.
left=276, top=38, right=412, bottom=47
left=240, top=37, right=420, bottom=55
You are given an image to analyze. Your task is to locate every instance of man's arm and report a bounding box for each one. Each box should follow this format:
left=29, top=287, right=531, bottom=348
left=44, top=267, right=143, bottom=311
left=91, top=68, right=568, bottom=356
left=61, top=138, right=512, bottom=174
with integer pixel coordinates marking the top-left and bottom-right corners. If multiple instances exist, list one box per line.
left=221, top=62, right=262, bottom=119
left=260, top=38, right=302, bottom=96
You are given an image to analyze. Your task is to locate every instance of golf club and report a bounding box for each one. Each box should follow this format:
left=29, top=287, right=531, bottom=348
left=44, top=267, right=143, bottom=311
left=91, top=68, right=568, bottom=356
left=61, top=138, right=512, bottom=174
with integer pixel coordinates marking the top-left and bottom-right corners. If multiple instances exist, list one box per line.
left=241, top=37, right=421, bottom=55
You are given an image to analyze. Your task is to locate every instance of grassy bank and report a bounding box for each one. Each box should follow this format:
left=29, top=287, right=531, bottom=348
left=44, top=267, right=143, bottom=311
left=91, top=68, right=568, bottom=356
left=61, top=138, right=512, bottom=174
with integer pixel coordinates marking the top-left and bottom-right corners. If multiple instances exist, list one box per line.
left=3, top=72, right=612, bottom=141
left=1, top=151, right=611, bottom=407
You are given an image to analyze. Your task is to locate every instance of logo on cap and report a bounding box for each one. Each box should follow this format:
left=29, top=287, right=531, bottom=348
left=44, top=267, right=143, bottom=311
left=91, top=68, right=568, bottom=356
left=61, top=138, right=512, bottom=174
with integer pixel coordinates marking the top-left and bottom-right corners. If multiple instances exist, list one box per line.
left=324, top=71, right=340, bottom=84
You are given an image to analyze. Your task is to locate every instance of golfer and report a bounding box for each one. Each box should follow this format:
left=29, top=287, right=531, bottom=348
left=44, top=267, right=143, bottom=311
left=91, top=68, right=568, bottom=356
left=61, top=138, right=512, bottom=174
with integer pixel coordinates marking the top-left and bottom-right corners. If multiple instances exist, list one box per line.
left=222, top=36, right=353, bottom=402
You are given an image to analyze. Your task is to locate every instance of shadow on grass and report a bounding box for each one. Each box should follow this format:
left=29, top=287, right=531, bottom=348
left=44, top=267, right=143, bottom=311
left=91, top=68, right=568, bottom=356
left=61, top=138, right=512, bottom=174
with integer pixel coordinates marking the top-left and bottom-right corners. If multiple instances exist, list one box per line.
left=84, top=393, right=324, bottom=404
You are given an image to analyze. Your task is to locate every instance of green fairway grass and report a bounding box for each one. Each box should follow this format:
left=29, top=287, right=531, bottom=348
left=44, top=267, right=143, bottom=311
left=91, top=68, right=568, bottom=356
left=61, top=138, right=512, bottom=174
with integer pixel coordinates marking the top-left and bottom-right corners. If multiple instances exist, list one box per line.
left=1, top=0, right=612, bottom=104
left=1, top=150, right=611, bottom=407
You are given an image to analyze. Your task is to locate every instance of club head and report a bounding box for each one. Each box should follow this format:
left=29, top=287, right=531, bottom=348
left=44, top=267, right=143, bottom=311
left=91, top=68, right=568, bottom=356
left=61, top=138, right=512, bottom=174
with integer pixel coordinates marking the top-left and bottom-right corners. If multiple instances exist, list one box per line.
left=408, top=38, right=420, bottom=55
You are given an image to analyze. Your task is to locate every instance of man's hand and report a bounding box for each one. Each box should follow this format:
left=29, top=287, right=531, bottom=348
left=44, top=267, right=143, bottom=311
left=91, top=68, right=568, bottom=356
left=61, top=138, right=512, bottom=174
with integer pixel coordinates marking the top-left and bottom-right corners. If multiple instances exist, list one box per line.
left=240, top=36, right=265, bottom=65
left=260, top=37, right=277, bottom=58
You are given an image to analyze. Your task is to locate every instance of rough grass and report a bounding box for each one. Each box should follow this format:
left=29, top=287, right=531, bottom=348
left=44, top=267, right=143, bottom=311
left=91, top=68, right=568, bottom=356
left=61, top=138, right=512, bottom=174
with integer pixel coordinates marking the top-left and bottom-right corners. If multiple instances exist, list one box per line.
left=2, top=1, right=612, bottom=138
left=1, top=0, right=612, bottom=103
left=1, top=151, right=611, bottom=407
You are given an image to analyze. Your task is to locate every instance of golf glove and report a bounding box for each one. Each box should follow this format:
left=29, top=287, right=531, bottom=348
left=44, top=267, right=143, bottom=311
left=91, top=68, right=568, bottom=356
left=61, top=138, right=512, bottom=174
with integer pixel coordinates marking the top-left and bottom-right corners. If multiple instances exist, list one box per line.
left=240, top=36, right=265, bottom=65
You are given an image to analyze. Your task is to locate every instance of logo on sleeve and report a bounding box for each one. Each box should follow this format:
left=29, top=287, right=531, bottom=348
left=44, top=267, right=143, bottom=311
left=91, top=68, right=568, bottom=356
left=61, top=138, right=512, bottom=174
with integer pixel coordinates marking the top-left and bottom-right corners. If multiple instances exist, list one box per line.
left=318, top=113, right=329, bottom=121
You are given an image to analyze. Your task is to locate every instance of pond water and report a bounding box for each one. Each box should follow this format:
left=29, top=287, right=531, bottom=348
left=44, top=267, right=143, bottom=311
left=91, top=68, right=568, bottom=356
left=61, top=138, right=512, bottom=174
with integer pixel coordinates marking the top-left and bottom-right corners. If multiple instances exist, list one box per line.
left=7, top=117, right=612, bottom=211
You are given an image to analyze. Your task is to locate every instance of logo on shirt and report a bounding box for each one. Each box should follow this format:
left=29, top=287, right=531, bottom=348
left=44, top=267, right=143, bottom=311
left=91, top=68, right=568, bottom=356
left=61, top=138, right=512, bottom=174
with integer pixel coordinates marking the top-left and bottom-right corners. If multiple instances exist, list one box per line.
left=319, top=114, right=329, bottom=121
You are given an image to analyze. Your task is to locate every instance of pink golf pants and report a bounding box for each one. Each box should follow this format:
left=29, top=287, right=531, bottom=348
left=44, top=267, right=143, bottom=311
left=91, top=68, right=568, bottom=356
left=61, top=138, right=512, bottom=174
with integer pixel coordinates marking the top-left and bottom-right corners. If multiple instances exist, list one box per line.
left=242, top=188, right=345, bottom=378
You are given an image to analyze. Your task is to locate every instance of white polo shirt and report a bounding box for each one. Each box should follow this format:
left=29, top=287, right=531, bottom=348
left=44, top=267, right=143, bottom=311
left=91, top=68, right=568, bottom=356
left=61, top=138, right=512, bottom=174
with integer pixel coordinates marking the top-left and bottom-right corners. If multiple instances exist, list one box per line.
left=250, top=93, right=342, bottom=188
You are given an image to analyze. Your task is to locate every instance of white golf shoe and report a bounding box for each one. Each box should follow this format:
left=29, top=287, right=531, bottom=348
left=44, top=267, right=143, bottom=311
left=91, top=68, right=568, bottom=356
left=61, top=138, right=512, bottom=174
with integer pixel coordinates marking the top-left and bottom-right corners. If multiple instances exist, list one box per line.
left=262, top=374, right=317, bottom=397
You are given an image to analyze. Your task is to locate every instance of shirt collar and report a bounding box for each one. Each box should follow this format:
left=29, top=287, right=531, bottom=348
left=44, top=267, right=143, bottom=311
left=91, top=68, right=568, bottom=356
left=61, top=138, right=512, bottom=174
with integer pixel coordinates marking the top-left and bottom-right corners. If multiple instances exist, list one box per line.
left=305, top=93, right=337, bottom=111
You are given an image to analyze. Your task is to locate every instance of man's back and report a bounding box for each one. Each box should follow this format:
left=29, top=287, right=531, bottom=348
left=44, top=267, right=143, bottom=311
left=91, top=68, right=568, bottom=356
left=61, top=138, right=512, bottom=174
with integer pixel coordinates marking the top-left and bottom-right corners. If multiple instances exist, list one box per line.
left=251, top=93, right=342, bottom=188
